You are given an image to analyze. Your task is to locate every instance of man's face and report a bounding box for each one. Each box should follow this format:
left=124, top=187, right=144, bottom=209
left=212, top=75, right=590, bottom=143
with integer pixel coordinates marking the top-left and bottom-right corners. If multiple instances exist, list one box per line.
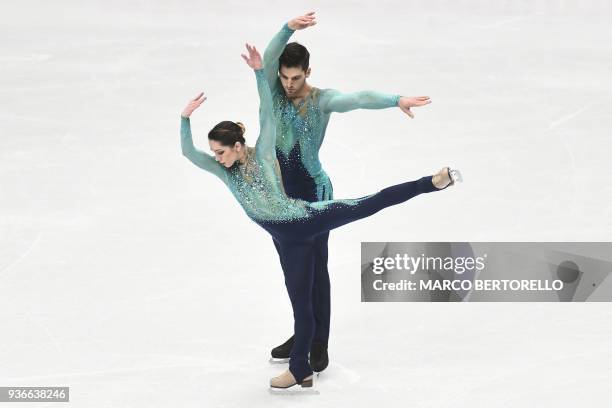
left=279, top=65, right=310, bottom=97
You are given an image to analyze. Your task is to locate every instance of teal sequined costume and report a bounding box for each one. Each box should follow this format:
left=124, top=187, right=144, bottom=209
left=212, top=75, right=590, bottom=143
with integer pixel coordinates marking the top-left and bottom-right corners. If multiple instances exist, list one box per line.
left=263, top=23, right=401, bottom=201
left=262, top=23, right=402, bottom=363
left=180, top=70, right=380, bottom=226
left=180, top=68, right=440, bottom=383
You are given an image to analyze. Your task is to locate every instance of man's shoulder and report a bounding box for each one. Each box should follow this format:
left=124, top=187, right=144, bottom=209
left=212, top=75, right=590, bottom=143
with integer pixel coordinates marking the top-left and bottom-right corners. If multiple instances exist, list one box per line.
left=313, top=87, right=340, bottom=111
left=316, top=87, right=336, bottom=95
left=315, top=87, right=341, bottom=100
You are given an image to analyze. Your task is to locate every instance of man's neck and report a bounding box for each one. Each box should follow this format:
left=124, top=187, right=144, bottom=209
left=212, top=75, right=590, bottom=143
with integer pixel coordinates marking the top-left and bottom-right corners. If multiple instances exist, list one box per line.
left=289, top=83, right=312, bottom=100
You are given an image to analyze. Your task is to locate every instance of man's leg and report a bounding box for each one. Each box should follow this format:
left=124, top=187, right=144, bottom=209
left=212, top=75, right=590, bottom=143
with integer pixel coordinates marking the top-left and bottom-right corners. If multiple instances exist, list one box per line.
left=312, top=232, right=330, bottom=344
left=310, top=231, right=331, bottom=372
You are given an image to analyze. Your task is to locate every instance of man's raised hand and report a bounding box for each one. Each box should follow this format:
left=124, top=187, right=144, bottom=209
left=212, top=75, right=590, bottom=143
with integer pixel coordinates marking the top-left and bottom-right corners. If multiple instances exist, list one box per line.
left=241, top=43, right=263, bottom=70
left=288, top=11, right=317, bottom=31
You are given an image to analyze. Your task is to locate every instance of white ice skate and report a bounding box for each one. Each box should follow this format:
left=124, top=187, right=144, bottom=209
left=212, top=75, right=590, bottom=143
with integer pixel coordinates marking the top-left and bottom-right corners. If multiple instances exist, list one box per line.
left=433, top=167, right=463, bottom=189
left=269, top=369, right=314, bottom=390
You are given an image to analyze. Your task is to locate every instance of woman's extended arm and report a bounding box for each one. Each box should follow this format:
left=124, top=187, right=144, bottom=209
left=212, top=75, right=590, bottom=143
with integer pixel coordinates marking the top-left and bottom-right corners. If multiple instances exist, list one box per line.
left=180, top=92, right=226, bottom=179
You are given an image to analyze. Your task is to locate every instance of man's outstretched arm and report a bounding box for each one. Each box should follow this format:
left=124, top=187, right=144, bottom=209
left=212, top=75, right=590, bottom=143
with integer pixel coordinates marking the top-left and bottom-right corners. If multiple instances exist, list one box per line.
left=321, top=89, right=431, bottom=118
left=262, top=11, right=316, bottom=90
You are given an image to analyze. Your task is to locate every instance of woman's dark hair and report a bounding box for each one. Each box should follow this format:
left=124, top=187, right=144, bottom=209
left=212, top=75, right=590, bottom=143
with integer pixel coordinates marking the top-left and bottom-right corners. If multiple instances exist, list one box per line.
left=208, top=121, right=245, bottom=146
left=279, top=42, right=310, bottom=72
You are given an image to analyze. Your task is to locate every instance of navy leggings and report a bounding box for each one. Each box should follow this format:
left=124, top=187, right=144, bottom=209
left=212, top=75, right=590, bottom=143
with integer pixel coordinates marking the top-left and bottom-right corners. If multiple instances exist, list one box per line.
left=272, top=232, right=330, bottom=347
left=258, top=176, right=439, bottom=382
left=273, top=177, right=333, bottom=350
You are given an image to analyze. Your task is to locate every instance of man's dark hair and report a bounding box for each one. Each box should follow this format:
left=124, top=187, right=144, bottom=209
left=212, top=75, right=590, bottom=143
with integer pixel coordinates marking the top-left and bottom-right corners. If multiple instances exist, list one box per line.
left=279, top=42, right=310, bottom=72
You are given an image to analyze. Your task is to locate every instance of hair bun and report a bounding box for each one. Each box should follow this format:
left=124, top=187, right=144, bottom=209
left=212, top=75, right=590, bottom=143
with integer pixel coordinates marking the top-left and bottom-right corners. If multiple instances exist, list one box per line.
left=235, top=121, right=245, bottom=135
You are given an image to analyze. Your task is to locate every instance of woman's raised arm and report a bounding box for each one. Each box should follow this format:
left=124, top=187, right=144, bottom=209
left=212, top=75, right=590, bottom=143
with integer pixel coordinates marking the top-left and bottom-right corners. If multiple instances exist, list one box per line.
left=180, top=92, right=226, bottom=179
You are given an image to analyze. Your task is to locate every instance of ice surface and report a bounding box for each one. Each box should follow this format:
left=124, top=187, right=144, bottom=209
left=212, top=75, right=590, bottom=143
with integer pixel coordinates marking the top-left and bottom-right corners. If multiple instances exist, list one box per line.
left=1, top=1, right=611, bottom=406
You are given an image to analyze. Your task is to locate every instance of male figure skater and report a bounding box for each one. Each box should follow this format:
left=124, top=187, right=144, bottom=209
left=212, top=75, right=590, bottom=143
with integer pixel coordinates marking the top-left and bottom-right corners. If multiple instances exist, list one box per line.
left=264, top=11, right=432, bottom=373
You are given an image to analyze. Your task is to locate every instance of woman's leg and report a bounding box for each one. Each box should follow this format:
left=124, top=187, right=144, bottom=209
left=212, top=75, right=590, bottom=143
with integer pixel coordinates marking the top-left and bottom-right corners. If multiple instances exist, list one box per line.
left=269, top=237, right=296, bottom=362
left=300, top=175, right=441, bottom=237
left=261, top=169, right=457, bottom=244
left=277, top=239, right=317, bottom=383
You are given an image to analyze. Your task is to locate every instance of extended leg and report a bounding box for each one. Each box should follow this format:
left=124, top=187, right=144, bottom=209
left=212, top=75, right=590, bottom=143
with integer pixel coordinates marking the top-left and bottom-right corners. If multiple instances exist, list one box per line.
left=260, top=175, right=442, bottom=241
left=305, top=175, right=441, bottom=237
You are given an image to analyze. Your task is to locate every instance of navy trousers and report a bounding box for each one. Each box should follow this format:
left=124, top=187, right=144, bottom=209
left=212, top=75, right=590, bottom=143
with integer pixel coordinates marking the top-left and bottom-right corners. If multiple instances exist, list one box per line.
left=272, top=232, right=330, bottom=347
left=272, top=177, right=333, bottom=349
left=260, top=176, right=439, bottom=382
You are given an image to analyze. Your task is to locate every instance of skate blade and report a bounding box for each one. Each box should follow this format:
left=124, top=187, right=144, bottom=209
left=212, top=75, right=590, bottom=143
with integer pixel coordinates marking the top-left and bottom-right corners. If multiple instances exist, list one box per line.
left=449, top=169, right=463, bottom=183
left=269, top=357, right=290, bottom=364
left=269, top=387, right=320, bottom=395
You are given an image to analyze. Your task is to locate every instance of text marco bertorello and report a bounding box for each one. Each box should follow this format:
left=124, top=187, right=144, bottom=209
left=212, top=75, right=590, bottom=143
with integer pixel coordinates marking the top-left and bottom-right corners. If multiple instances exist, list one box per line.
left=370, top=253, right=563, bottom=292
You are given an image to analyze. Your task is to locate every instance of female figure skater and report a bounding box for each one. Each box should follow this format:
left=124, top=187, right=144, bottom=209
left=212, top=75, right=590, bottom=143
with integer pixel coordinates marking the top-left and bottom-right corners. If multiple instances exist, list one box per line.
left=179, top=44, right=462, bottom=389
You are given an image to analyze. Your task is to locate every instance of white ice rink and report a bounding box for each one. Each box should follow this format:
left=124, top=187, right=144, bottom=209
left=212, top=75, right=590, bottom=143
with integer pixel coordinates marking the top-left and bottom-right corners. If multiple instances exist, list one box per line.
left=1, top=0, right=612, bottom=406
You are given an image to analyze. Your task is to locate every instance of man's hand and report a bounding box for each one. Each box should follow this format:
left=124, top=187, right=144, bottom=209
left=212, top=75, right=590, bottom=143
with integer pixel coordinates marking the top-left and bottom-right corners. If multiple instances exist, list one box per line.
left=181, top=92, right=206, bottom=118
left=241, top=43, right=263, bottom=70
left=398, top=96, right=431, bottom=119
left=288, top=11, right=317, bottom=31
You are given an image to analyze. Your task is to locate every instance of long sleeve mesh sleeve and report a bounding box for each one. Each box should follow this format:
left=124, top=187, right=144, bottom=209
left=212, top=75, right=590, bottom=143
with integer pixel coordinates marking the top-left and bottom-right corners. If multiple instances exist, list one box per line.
left=180, top=116, right=226, bottom=179
left=254, top=69, right=276, bottom=163
left=320, top=89, right=400, bottom=113
left=262, top=23, right=294, bottom=91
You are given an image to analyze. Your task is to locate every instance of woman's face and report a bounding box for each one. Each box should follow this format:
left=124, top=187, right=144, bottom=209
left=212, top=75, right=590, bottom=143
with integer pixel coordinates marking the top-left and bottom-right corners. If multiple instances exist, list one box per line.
left=209, top=140, right=243, bottom=168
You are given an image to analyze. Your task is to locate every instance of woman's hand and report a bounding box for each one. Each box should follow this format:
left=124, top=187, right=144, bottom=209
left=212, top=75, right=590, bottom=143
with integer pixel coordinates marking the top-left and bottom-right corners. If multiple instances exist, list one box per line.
left=288, top=11, right=317, bottom=31
left=241, top=43, right=262, bottom=70
left=181, top=92, right=206, bottom=118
